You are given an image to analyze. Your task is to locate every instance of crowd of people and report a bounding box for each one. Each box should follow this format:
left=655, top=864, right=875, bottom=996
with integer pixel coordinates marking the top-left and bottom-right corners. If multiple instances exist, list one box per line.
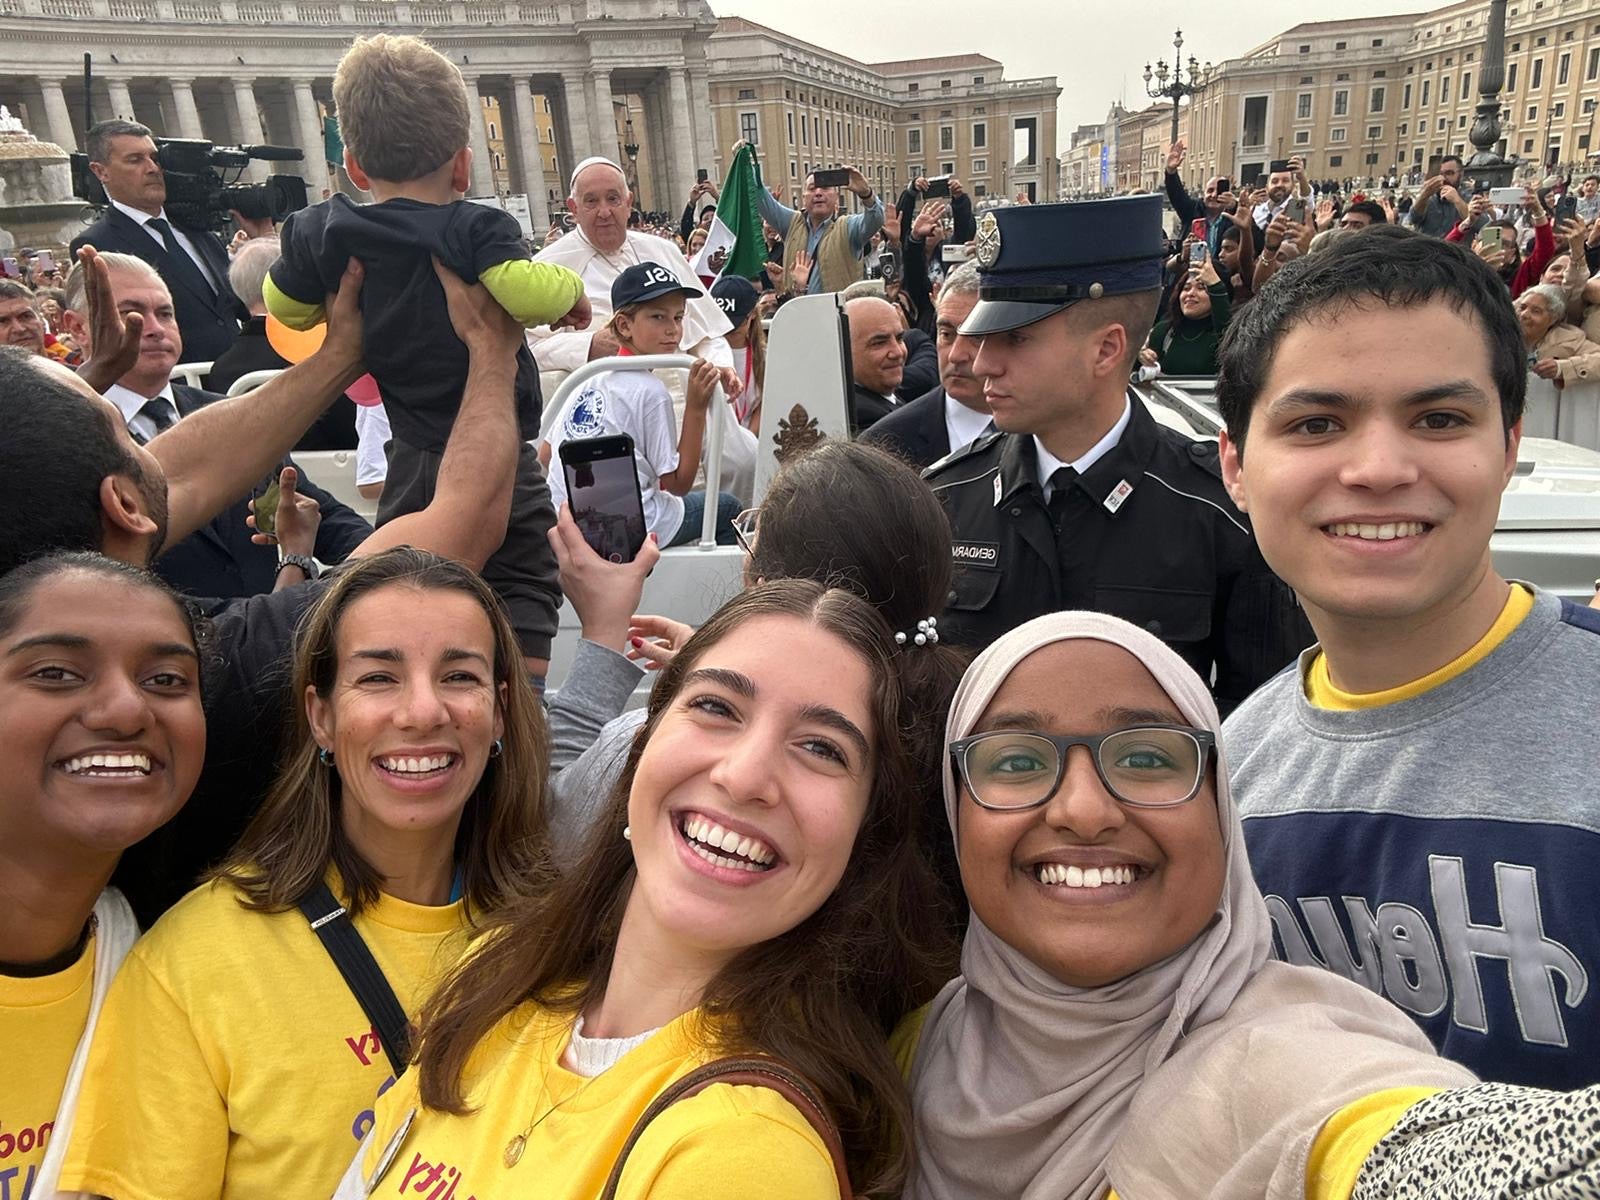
left=2, top=27, right=1600, bottom=1200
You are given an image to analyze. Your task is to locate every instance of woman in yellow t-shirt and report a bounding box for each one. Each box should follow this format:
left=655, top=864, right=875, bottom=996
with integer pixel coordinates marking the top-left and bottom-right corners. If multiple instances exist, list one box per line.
left=336, top=579, right=956, bottom=1200
left=0, top=553, right=208, bottom=1198
left=61, top=548, right=551, bottom=1200
left=904, top=611, right=1600, bottom=1200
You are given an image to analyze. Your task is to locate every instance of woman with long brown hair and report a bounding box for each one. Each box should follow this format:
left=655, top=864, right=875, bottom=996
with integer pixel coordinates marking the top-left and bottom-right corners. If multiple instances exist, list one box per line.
left=337, top=580, right=955, bottom=1199
left=61, top=548, right=548, bottom=1200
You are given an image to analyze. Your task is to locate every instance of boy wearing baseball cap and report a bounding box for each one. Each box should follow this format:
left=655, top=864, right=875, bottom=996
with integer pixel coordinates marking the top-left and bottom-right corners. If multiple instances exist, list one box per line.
left=541, top=263, right=740, bottom=547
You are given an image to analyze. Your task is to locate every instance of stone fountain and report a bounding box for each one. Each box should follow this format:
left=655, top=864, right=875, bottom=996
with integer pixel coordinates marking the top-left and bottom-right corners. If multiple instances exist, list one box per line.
left=0, top=105, right=91, bottom=254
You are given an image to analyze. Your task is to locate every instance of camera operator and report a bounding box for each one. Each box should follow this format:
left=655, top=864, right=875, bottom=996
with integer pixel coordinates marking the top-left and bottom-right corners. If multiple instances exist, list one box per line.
left=69, top=120, right=249, bottom=369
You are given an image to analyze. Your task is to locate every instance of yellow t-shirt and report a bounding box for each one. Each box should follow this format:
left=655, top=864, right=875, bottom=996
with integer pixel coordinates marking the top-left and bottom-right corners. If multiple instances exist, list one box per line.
left=1305, top=583, right=1535, bottom=710
left=0, top=927, right=96, bottom=1187
left=893, top=1008, right=1436, bottom=1200
left=60, top=877, right=469, bottom=1200
left=355, top=1005, right=839, bottom=1200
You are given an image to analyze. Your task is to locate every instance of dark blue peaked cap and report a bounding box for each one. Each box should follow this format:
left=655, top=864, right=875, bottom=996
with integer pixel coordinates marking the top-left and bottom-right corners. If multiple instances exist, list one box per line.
left=960, top=194, right=1169, bottom=336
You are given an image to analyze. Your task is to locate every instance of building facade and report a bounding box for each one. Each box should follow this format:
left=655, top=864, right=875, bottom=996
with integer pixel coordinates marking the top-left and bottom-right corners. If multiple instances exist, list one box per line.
left=704, top=17, right=1060, bottom=207
left=1175, top=0, right=1600, bottom=192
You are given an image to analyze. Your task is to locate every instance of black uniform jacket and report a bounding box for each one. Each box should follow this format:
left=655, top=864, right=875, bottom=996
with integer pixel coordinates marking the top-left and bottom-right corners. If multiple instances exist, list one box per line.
left=923, top=393, right=1312, bottom=714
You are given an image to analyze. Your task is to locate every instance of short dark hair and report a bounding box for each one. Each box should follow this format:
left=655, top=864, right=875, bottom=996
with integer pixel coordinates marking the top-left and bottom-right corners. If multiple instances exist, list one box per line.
left=0, top=347, right=139, bottom=574
left=1345, top=199, right=1388, bottom=225
left=1441, top=154, right=1465, bottom=170
left=86, top=118, right=153, bottom=165
left=0, top=280, right=33, bottom=304
left=1585, top=174, right=1600, bottom=185
left=1215, top=224, right=1524, bottom=455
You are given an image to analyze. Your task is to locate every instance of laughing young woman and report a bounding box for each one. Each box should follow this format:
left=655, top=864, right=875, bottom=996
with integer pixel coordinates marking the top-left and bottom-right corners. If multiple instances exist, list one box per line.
left=0, top=553, right=208, bottom=1198
left=334, top=580, right=954, bottom=1199
left=60, top=548, right=549, bottom=1200
left=905, top=611, right=1600, bottom=1200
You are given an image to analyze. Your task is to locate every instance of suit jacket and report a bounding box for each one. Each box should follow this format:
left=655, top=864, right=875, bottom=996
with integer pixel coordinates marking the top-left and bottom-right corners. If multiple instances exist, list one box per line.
left=849, top=382, right=896, bottom=435
left=897, top=328, right=939, bottom=402
left=860, top=384, right=950, bottom=469
left=71, top=207, right=247, bottom=366
left=209, top=316, right=359, bottom=450
left=150, top=385, right=371, bottom=604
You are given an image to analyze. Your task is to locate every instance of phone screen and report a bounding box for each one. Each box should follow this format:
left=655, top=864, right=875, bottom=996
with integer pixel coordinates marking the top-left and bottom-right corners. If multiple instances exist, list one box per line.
left=812, top=168, right=850, bottom=188
left=561, top=437, right=648, bottom=563
left=1286, top=199, right=1307, bottom=224
left=1189, top=242, right=1207, bottom=265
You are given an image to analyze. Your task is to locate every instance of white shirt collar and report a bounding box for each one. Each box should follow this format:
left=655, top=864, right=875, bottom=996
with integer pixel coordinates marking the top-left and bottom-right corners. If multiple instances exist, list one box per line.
left=105, top=380, right=176, bottom=428
left=1035, top=396, right=1132, bottom=498
left=943, top=390, right=994, bottom=453
left=109, top=196, right=168, bottom=228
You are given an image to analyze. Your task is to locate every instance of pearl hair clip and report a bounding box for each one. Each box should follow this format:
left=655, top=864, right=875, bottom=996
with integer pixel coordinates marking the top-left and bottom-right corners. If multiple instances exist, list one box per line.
left=895, top=617, right=940, bottom=647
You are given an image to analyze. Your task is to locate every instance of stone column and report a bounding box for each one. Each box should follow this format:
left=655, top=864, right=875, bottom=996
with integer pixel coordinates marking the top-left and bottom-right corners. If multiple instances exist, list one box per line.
left=291, top=77, right=331, bottom=196
left=512, top=77, right=550, bottom=229
left=666, top=67, right=695, bottom=217
left=461, top=75, right=496, bottom=198
left=645, top=78, right=672, bottom=211
left=588, top=65, right=615, bottom=167
left=231, top=78, right=269, bottom=180
left=168, top=77, right=205, bottom=140
left=106, top=77, right=135, bottom=122
left=559, top=69, right=592, bottom=169
left=689, top=69, right=716, bottom=179
left=37, top=77, right=78, bottom=152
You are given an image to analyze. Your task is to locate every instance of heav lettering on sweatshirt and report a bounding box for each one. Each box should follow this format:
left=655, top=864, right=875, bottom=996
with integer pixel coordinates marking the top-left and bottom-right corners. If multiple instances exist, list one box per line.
left=1225, top=590, right=1600, bottom=1090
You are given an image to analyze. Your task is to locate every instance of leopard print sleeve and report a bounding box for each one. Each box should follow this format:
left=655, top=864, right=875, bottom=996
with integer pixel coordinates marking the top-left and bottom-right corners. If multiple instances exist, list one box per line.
left=1352, top=1082, right=1600, bottom=1199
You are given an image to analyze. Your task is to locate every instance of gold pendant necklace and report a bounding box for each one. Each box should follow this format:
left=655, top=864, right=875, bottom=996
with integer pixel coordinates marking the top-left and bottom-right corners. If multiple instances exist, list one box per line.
left=503, top=1047, right=605, bottom=1168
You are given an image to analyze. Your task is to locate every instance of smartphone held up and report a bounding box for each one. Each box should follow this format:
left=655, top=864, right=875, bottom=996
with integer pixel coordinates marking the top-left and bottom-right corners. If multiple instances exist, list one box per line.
left=560, top=435, right=648, bottom=564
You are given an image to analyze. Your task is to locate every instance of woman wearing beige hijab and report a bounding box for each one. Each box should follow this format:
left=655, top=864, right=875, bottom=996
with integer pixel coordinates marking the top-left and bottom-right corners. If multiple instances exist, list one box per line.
left=906, top=611, right=1600, bottom=1200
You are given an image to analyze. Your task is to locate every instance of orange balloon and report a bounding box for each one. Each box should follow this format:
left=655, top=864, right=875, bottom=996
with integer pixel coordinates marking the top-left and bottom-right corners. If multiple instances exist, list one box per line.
left=265, top=314, right=327, bottom=364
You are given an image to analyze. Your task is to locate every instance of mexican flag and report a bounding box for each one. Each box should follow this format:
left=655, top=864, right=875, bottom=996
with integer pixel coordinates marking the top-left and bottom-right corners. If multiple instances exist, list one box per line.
left=692, top=143, right=767, bottom=284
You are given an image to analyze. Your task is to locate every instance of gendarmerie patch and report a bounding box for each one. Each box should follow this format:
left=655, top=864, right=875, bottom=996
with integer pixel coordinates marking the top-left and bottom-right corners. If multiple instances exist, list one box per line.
left=952, top=540, right=1000, bottom=569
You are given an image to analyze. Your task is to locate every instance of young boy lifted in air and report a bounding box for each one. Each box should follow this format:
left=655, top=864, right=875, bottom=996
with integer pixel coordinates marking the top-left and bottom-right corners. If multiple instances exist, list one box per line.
left=1216, top=225, right=1600, bottom=1091
left=541, top=263, right=740, bottom=548
left=266, top=34, right=590, bottom=672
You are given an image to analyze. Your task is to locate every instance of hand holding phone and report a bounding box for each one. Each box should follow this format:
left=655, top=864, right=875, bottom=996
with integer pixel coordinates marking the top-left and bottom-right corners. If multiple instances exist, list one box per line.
left=812, top=167, right=851, bottom=189
left=1285, top=198, right=1309, bottom=225
left=1188, top=242, right=1208, bottom=266
left=559, top=435, right=648, bottom=563
left=924, top=175, right=952, bottom=199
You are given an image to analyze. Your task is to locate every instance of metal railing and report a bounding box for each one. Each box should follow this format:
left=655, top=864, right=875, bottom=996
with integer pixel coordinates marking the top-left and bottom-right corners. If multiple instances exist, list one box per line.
left=544, top=354, right=728, bottom=550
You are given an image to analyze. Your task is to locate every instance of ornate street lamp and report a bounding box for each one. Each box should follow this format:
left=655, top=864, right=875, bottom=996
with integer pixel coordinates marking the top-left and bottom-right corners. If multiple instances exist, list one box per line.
left=1465, top=0, right=1517, bottom=186
left=1143, top=30, right=1209, bottom=148
left=623, top=115, right=641, bottom=196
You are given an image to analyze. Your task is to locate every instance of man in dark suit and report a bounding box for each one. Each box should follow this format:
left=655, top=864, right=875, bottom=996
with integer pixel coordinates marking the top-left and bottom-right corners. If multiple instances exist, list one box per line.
left=862, top=262, right=991, bottom=468
left=69, top=119, right=247, bottom=369
left=60, top=249, right=368, bottom=602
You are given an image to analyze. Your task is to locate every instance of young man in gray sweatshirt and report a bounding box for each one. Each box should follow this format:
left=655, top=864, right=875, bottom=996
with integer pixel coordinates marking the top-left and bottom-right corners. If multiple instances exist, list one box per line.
left=1215, top=225, right=1600, bottom=1091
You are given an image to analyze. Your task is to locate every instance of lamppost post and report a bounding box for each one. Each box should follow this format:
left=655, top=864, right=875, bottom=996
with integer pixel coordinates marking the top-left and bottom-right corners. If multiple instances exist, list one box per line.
left=1144, top=30, right=1209, bottom=158
left=1466, top=0, right=1517, bottom=187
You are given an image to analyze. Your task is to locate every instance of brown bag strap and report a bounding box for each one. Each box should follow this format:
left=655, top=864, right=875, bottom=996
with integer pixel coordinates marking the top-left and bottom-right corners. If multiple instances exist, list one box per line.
left=599, top=1054, right=852, bottom=1200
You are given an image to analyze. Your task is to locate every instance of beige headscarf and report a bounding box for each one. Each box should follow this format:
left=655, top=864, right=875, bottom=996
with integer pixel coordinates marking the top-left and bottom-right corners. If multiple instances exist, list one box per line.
left=906, top=612, right=1476, bottom=1200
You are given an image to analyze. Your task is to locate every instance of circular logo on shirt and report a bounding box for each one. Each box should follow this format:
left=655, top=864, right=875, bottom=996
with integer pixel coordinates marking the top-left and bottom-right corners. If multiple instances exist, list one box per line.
left=564, top=385, right=607, bottom=439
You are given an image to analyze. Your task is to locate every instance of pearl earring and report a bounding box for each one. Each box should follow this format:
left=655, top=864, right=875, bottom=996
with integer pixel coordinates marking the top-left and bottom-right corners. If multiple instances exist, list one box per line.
left=623, top=825, right=632, bottom=841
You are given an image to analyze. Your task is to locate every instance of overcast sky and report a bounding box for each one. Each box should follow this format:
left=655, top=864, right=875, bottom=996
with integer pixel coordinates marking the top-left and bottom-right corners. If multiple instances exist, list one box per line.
left=715, top=0, right=1423, bottom=144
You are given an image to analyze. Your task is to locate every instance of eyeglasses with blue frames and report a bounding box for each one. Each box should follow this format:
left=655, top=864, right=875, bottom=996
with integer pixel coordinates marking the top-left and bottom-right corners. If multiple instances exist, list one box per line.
left=949, top=725, right=1216, bottom=810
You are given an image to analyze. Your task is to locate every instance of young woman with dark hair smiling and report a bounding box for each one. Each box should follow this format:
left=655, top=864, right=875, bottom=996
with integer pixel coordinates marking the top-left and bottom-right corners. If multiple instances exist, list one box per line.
left=903, top=611, right=1600, bottom=1200
left=0, top=552, right=209, bottom=1197
left=59, top=548, right=550, bottom=1200
left=333, top=580, right=955, bottom=1199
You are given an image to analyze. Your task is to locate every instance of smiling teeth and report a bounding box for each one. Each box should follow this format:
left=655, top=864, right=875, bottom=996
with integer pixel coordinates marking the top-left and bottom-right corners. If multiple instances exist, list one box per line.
left=1328, top=521, right=1429, bottom=541
left=1037, top=863, right=1137, bottom=888
left=378, top=754, right=455, bottom=774
left=681, top=815, right=776, bottom=868
left=62, top=753, right=152, bottom=776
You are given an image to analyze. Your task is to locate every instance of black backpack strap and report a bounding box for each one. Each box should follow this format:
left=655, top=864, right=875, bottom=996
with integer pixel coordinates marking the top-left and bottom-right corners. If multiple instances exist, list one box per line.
left=297, top=882, right=411, bottom=1076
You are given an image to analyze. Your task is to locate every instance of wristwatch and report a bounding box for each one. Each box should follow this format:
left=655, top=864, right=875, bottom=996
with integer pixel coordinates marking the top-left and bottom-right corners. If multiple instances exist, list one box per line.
left=277, top=552, right=319, bottom=581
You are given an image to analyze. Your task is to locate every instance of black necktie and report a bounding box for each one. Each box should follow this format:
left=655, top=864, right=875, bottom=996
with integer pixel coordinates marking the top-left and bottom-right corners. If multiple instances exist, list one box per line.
left=145, top=216, right=216, bottom=296
left=135, top=397, right=177, bottom=444
left=1047, top=466, right=1077, bottom=526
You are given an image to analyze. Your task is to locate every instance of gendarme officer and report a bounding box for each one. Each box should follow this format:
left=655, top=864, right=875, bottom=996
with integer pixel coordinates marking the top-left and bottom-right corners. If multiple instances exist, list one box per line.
left=923, top=195, right=1309, bottom=713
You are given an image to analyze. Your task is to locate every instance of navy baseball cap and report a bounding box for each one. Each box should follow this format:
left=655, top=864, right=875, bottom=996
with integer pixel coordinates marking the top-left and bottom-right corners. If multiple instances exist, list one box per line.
left=710, top=276, right=759, bottom=326
left=960, top=195, right=1169, bottom=337
left=611, top=261, right=704, bottom=309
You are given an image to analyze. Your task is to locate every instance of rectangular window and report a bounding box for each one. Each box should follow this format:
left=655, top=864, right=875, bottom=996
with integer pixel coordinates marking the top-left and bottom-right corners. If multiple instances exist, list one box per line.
left=1533, top=57, right=1544, bottom=89
left=740, top=112, right=759, bottom=145
left=1441, top=76, right=1450, bottom=104
left=738, top=87, right=756, bottom=100
left=1421, top=79, right=1431, bottom=106
left=1462, top=72, right=1472, bottom=97
left=1560, top=52, right=1571, bottom=84
left=1367, top=125, right=1382, bottom=139
left=1334, top=89, right=1350, bottom=116
left=824, top=120, right=831, bottom=149
left=1458, top=115, right=1468, bottom=128
left=1330, top=154, right=1343, bottom=166
left=974, top=184, right=986, bottom=197
left=1554, top=100, right=1567, bottom=117
left=1438, top=117, right=1448, bottom=131
left=787, top=113, right=795, bottom=143
left=1508, top=62, right=1518, bottom=92
left=1242, top=96, right=1267, bottom=147
left=972, top=158, right=987, bottom=174
left=1529, top=104, right=1539, bottom=121
left=1330, top=127, right=1347, bottom=142
left=789, top=161, right=797, bottom=178
left=908, top=128, right=922, bottom=154
left=939, top=125, right=954, bottom=152
left=940, top=161, right=954, bottom=176
left=1370, top=86, right=1385, bottom=113
left=1403, top=82, right=1413, bottom=108
left=1590, top=48, right=1600, bottom=81
left=1297, top=92, right=1312, bottom=119
left=972, top=121, right=986, bottom=148
left=1294, top=130, right=1310, bottom=145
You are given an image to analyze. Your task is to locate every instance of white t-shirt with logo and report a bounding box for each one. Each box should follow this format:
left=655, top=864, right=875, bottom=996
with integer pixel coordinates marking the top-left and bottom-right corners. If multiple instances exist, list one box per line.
left=545, top=369, right=686, bottom=545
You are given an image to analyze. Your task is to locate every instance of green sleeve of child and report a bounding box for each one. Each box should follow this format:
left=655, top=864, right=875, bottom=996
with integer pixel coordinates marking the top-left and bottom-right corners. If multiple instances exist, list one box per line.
left=478, top=260, right=586, bottom=327
left=262, top=273, right=326, bottom=331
